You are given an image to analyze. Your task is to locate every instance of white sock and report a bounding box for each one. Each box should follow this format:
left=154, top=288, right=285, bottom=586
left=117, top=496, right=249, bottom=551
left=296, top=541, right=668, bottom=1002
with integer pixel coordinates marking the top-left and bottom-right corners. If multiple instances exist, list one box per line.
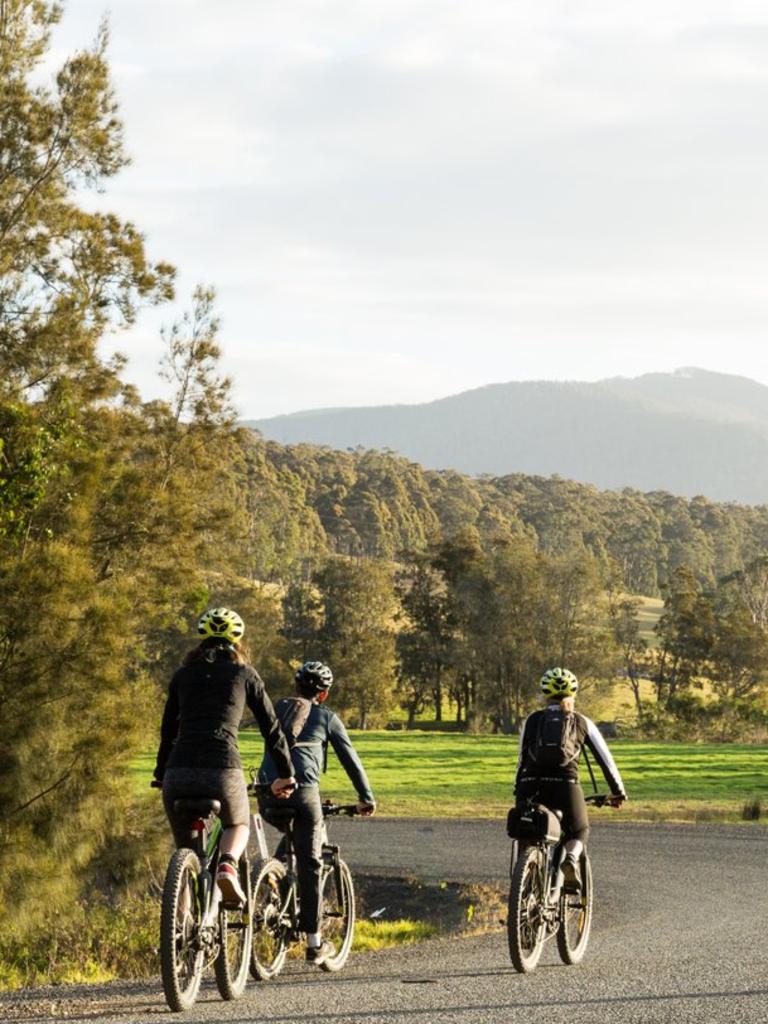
left=307, top=932, right=321, bottom=948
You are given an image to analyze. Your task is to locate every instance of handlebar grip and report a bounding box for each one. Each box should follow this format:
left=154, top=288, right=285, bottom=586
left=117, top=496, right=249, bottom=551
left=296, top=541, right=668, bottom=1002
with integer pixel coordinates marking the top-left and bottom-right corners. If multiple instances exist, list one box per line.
left=322, top=803, right=360, bottom=817
left=150, top=779, right=162, bottom=789
left=250, top=782, right=298, bottom=798
left=585, top=794, right=608, bottom=807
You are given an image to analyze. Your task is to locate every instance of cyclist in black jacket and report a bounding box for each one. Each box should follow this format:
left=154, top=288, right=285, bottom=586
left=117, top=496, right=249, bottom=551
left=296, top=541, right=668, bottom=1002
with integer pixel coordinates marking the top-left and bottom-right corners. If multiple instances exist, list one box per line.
left=259, top=660, right=375, bottom=967
left=515, top=667, right=627, bottom=891
left=154, top=608, right=295, bottom=905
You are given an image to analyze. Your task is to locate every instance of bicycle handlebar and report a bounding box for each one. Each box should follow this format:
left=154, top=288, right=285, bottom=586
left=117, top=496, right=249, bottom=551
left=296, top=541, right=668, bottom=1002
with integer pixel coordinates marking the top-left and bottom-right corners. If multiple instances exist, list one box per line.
left=249, top=780, right=360, bottom=817
left=585, top=793, right=623, bottom=807
left=322, top=802, right=360, bottom=818
left=150, top=779, right=162, bottom=789
left=250, top=782, right=276, bottom=799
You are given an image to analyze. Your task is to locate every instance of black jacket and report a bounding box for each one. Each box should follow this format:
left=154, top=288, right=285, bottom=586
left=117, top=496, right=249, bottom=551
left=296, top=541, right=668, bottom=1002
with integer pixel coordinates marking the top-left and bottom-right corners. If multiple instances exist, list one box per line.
left=154, top=657, right=292, bottom=779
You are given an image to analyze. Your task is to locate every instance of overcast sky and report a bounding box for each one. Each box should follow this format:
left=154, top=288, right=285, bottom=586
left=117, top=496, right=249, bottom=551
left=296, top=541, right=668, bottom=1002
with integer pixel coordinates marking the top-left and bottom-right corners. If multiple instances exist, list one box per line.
left=51, top=1, right=768, bottom=418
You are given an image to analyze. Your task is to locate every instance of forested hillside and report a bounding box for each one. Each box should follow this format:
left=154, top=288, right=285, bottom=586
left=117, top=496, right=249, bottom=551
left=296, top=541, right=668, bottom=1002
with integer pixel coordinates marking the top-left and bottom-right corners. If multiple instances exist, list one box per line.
left=248, top=439, right=768, bottom=596
left=250, top=368, right=768, bottom=503
left=3, top=1, right=768, bottom=987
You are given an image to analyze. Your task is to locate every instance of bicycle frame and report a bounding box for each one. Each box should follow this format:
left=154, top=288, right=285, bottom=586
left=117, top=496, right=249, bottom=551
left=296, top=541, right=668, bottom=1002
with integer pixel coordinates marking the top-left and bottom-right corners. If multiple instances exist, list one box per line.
left=256, top=796, right=355, bottom=938
left=511, top=792, right=609, bottom=936
left=187, top=812, right=224, bottom=933
left=512, top=838, right=566, bottom=920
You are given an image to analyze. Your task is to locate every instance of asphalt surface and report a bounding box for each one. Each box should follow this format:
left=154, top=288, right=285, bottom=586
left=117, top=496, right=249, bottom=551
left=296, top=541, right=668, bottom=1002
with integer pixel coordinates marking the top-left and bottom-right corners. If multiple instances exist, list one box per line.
left=4, top=818, right=768, bottom=1024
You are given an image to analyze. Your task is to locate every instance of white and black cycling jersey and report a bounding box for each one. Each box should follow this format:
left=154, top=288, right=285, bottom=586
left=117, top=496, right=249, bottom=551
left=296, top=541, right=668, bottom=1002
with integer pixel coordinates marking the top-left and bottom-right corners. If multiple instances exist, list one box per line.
left=515, top=705, right=626, bottom=798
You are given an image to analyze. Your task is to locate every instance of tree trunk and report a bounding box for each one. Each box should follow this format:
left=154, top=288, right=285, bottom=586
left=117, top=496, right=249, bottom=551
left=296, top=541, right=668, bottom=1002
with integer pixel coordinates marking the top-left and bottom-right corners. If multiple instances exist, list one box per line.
left=433, top=671, right=442, bottom=721
left=628, top=666, right=644, bottom=725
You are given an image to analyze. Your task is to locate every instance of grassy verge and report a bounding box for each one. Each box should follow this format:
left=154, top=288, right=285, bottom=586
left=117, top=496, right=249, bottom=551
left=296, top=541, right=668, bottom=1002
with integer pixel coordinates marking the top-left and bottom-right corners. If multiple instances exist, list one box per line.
left=0, top=896, right=160, bottom=990
left=134, top=732, right=768, bottom=824
left=0, top=899, right=438, bottom=991
left=353, top=919, right=438, bottom=951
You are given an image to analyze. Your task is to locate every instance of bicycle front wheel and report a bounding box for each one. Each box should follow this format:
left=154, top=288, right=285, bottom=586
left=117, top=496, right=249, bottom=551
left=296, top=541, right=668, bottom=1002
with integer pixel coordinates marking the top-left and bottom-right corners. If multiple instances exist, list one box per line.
left=319, top=858, right=355, bottom=972
left=250, top=858, right=289, bottom=981
left=507, top=845, right=546, bottom=974
left=215, top=856, right=252, bottom=1000
left=160, top=848, right=204, bottom=1012
left=557, top=852, right=593, bottom=965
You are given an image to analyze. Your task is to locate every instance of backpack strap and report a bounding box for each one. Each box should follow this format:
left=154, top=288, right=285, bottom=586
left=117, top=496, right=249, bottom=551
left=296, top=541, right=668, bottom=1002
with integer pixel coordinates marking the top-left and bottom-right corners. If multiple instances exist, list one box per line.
left=582, top=745, right=598, bottom=794
left=276, top=697, right=313, bottom=745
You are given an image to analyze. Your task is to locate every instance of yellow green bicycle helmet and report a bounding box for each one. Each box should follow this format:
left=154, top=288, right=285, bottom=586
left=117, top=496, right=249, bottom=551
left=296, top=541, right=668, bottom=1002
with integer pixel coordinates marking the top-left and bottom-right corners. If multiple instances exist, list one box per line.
left=540, top=666, right=579, bottom=698
left=197, top=607, right=245, bottom=645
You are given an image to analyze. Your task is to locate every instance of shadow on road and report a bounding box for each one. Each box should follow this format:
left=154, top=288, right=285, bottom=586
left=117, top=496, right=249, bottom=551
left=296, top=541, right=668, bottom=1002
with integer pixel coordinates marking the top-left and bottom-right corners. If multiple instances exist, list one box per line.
left=218, top=985, right=768, bottom=1023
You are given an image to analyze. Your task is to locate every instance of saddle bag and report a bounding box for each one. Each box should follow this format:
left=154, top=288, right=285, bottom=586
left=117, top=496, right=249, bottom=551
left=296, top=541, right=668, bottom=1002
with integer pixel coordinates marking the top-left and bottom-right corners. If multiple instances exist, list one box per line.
left=506, top=803, right=562, bottom=845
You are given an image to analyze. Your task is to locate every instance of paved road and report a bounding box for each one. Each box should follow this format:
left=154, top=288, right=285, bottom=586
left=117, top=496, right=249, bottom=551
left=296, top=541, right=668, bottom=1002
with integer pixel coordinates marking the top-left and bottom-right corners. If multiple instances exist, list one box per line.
left=4, top=819, right=768, bottom=1024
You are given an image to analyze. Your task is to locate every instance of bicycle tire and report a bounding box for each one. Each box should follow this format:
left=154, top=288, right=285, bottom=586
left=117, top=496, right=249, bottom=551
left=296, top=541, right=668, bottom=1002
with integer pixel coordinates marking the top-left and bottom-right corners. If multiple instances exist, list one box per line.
left=160, top=848, right=204, bottom=1012
left=556, top=852, right=593, bottom=965
left=214, top=856, right=252, bottom=999
left=507, top=845, right=546, bottom=974
left=319, top=858, right=355, bottom=972
left=249, top=858, right=289, bottom=981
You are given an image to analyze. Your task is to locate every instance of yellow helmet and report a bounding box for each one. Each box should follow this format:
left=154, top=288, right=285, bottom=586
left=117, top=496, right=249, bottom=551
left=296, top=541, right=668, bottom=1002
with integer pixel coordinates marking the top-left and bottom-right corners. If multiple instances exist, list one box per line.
left=197, top=607, right=245, bottom=645
left=540, top=667, right=579, bottom=698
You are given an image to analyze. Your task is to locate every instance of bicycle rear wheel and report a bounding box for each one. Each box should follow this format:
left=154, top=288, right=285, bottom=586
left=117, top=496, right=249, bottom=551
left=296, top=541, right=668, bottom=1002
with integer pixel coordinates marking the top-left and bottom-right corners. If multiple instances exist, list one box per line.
left=249, top=858, right=289, bottom=981
left=319, top=858, right=355, bottom=972
left=556, top=852, right=593, bottom=965
left=160, top=848, right=204, bottom=1012
left=215, top=856, right=252, bottom=999
left=507, top=845, right=546, bottom=974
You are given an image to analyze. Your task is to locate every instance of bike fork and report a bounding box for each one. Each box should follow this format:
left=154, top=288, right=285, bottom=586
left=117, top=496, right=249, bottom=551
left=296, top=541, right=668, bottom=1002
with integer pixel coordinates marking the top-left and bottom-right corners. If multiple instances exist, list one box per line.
left=548, top=847, right=567, bottom=905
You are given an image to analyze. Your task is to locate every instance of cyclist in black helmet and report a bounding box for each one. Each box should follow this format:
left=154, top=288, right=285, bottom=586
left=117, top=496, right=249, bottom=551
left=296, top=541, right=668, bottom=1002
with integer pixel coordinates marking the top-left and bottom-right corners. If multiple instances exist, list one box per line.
left=258, top=660, right=375, bottom=966
left=154, top=608, right=295, bottom=906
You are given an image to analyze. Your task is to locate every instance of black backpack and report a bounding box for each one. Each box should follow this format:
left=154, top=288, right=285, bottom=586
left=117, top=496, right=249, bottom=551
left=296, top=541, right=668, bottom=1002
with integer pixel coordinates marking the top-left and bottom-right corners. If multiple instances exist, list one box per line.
left=529, top=706, right=581, bottom=770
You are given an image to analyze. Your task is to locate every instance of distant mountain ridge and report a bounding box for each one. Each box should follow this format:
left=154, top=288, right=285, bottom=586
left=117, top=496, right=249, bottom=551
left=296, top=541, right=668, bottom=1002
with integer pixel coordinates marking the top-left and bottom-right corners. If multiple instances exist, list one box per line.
left=246, top=368, right=768, bottom=504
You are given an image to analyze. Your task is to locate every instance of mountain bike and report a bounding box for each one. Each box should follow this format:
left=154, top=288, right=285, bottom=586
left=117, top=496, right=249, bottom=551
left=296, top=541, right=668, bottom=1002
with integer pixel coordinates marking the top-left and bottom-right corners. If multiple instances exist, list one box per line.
left=152, top=783, right=252, bottom=1012
left=249, top=784, right=358, bottom=979
left=506, top=792, right=612, bottom=974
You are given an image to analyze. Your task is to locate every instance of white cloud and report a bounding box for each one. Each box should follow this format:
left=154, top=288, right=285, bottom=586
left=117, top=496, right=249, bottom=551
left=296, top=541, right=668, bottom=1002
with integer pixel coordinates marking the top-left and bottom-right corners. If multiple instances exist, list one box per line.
left=51, top=1, right=768, bottom=415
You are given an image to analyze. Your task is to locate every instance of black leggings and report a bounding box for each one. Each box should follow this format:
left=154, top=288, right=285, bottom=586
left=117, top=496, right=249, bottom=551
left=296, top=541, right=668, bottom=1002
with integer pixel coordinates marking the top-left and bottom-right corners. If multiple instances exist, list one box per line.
left=516, top=778, right=590, bottom=844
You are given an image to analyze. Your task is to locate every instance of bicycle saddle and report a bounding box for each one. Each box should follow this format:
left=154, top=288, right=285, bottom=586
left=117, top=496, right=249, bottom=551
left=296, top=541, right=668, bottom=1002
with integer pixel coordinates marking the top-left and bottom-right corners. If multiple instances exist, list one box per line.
left=261, top=807, right=297, bottom=826
left=173, top=798, right=221, bottom=817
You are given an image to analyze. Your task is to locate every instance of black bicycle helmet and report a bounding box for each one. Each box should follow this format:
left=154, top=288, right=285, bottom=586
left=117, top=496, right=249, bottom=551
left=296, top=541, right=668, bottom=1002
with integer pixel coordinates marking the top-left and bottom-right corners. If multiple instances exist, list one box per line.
left=295, top=660, right=333, bottom=694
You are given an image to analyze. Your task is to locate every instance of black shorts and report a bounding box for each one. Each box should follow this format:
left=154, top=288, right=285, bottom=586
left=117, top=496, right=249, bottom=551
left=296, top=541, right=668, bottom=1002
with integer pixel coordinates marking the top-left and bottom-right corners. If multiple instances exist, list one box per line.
left=516, top=777, right=590, bottom=844
left=162, top=766, right=250, bottom=847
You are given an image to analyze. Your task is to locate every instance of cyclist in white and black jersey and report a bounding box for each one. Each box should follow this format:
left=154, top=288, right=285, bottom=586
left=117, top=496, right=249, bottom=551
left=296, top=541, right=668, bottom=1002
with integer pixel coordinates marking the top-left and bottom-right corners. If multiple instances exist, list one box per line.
left=515, top=667, right=627, bottom=890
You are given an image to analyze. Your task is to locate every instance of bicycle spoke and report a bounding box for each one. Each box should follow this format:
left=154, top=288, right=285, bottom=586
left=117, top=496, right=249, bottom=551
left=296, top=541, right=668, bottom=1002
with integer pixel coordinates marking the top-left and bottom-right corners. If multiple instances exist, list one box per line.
left=161, top=849, right=205, bottom=1011
left=250, top=859, right=289, bottom=981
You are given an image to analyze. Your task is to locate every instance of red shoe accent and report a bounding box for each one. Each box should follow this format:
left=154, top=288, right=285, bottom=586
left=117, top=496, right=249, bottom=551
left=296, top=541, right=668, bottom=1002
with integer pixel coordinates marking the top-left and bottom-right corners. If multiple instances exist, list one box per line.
left=216, top=862, right=246, bottom=905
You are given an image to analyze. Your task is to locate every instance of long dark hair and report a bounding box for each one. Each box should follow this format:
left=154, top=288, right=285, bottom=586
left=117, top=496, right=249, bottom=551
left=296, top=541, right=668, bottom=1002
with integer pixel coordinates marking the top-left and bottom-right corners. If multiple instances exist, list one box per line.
left=183, top=637, right=251, bottom=667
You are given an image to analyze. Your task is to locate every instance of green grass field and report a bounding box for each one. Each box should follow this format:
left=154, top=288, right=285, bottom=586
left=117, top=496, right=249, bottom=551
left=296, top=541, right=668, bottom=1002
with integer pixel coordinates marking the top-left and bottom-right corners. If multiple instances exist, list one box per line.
left=133, top=730, right=768, bottom=824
